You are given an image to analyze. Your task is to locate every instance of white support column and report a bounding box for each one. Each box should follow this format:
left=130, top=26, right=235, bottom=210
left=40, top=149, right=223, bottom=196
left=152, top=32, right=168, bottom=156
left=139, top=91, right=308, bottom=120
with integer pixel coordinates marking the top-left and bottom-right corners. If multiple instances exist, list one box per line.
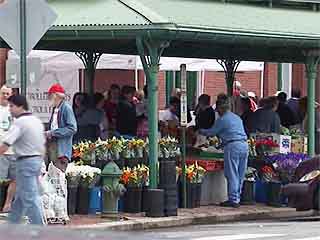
left=281, top=63, right=292, bottom=97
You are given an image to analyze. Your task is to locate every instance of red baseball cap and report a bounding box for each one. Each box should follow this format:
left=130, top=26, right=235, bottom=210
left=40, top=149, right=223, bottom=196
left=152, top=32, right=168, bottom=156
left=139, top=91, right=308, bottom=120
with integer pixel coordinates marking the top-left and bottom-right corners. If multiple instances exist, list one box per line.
left=48, top=83, right=65, bottom=94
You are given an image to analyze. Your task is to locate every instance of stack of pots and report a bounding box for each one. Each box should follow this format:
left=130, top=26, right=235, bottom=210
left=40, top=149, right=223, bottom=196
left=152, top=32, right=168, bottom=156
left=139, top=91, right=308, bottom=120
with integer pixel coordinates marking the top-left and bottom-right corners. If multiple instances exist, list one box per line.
left=159, top=158, right=178, bottom=216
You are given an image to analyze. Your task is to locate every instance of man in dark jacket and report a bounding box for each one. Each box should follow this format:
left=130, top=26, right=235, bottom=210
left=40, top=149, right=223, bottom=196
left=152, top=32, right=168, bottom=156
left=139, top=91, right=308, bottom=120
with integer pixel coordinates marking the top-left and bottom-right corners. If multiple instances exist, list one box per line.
left=287, top=89, right=303, bottom=124
left=276, top=92, right=296, bottom=128
left=116, top=86, right=137, bottom=138
left=251, top=97, right=281, bottom=134
left=194, top=94, right=215, bottom=130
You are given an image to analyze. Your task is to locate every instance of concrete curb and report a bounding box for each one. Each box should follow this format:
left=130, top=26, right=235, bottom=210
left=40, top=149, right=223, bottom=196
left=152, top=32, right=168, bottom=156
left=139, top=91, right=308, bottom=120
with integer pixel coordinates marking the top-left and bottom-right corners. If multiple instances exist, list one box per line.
left=70, top=208, right=317, bottom=231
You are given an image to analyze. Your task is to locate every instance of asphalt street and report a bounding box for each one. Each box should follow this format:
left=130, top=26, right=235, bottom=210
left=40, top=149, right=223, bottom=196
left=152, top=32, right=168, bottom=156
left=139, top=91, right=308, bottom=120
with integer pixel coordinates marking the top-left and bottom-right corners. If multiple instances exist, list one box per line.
left=0, top=218, right=319, bottom=240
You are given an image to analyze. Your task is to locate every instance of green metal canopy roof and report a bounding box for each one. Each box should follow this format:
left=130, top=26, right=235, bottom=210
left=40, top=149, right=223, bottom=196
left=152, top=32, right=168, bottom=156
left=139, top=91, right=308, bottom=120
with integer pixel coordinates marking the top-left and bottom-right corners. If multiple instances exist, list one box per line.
left=2, top=0, right=320, bottom=62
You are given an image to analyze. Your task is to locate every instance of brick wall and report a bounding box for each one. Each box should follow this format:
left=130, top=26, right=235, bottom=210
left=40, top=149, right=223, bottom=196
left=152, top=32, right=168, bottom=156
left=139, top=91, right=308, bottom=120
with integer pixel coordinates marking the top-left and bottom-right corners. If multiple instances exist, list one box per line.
left=292, top=64, right=307, bottom=96
left=263, top=63, right=278, bottom=97
left=203, top=70, right=262, bottom=104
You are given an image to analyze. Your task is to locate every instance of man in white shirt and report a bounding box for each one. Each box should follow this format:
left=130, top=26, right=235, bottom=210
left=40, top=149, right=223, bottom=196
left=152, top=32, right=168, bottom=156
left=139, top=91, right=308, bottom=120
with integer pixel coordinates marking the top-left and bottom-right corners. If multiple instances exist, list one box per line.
left=0, top=85, right=16, bottom=212
left=0, top=95, right=45, bottom=224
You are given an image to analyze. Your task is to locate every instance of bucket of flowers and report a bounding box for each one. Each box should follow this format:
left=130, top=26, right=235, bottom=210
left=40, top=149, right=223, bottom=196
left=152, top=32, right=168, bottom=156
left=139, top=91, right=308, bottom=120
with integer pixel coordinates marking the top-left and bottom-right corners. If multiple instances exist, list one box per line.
left=65, top=163, right=81, bottom=215
left=240, top=167, right=258, bottom=205
left=178, top=162, right=206, bottom=208
left=77, top=165, right=101, bottom=215
left=120, top=165, right=149, bottom=213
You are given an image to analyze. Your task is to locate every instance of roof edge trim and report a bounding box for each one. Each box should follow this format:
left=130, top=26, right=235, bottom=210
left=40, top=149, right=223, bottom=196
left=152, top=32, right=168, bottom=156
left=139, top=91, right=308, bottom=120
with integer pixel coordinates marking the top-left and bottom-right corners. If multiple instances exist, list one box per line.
left=118, top=0, right=170, bottom=23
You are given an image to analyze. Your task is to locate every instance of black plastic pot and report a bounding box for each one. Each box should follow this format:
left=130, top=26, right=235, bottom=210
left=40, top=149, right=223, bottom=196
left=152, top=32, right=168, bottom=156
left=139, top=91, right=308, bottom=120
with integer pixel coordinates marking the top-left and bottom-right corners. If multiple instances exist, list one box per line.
left=159, top=160, right=176, bottom=186
left=77, top=186, right=90, bottom=215
left=267, top=182, right=283, bottom=207
left=123, top=187, right=142, bottom=213
left=195, top=183, right=202, bottom=208
left=160, top=184, right=178, bottom=216
left=145, top=189, right=165, bottom=218
left=141, top=186, right=149, bottom=212
left=241, top=181, right=255, bottom=205
left=180, top=182, right=197, bottom=209
left=67, top=186, right=78, bottom=215
left=0, top=184, right=7, bottom=210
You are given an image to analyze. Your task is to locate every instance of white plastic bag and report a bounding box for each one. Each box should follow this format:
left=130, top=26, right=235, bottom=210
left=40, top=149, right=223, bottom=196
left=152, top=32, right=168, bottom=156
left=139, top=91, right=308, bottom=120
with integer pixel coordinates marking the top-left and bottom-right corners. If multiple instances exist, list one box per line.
left=40, top=163, right=69, bottom=222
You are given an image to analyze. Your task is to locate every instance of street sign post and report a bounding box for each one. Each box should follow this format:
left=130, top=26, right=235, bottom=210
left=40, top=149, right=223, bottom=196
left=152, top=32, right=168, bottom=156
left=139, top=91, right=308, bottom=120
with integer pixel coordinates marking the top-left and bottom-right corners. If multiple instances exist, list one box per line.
left=180, top=64, right=187, bottom=208
left=0, top=0, right=57, bottom=95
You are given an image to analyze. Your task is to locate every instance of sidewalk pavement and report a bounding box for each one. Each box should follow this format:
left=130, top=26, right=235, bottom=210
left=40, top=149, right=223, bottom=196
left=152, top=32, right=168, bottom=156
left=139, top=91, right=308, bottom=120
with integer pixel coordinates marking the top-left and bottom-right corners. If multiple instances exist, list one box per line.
left=68, top=205, right=317, bottom=231
left=0, top=205, right=317, bottom=230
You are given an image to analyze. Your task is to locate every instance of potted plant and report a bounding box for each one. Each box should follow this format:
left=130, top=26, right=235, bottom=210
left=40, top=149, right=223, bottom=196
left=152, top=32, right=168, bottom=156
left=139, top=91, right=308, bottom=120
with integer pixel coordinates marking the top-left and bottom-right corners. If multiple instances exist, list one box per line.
left=65, top=163, right=81, bottom=215
left=178, top=162, right=206, bottom=208
left=265, top=153, right=309, bottom=207
left=120, top=165, right=149, bottom=213
left=241, top=167, right=257, bottom=205
left=76, top=165, right=101, bottom=215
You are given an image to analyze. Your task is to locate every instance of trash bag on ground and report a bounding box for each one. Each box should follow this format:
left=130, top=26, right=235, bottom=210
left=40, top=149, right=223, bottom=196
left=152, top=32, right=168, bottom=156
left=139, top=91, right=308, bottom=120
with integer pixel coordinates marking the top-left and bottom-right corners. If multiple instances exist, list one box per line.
left=40, top=162, right=69, bottom=224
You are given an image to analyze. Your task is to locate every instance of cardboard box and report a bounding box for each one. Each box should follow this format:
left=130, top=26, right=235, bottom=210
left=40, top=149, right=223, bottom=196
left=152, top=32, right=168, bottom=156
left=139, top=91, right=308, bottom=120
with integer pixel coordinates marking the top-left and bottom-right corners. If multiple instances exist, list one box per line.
left=250, top=133, right=292, bottom=154
left=291, top=137, right=308, bottom=154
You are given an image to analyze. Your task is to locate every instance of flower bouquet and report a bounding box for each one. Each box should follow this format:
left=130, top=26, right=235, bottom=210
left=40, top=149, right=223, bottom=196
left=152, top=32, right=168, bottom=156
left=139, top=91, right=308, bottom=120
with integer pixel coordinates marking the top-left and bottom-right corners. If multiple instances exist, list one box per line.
left=265, top=153, right=309, bottom=183
left=108, top=137, right=124, bottom=160
left=134, top=139, right=146, bottom=158
left=120, top=164, right=149, bottom=188
left=65, top=163, right=81, bottom=187
left=186, top=162, right=206, bottom=184
left=78, top=165, right=101, bottom=188
left=122, top=139, right=135, bottom=159
left=255, top=139, right=279, bottom=156
left=95, top=138, right=109, bottom=161
left=72, top=140, right=96, bottom=165
left=158, top=136, right=181, bottom=159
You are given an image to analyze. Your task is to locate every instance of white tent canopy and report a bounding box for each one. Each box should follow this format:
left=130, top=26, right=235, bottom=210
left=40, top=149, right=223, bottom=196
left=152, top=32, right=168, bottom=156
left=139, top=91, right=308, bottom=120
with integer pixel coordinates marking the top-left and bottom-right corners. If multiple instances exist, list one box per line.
left=8, top=50, right=264, bottom=72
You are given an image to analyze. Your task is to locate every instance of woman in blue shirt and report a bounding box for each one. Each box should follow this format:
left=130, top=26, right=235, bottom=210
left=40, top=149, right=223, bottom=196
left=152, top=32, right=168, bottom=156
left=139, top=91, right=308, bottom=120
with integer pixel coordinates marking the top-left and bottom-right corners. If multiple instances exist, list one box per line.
left=200, top=94, right=248, bottom=208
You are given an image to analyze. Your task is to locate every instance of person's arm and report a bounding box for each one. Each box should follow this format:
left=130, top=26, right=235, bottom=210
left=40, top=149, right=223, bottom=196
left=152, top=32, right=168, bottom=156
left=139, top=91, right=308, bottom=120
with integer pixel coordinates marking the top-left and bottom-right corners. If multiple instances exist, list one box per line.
left=0, top=123, right=22, bottom=155
left=0, top=144, right=8, bottom=155
left=199, top=117, right=224, bottom=137
left=50, top=105, right=77, bottom=138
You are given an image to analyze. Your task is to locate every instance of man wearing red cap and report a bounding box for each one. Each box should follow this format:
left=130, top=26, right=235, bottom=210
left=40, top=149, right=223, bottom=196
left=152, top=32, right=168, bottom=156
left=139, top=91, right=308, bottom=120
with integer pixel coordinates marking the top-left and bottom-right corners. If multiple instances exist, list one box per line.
left=46, top=83, right=77, bottom=172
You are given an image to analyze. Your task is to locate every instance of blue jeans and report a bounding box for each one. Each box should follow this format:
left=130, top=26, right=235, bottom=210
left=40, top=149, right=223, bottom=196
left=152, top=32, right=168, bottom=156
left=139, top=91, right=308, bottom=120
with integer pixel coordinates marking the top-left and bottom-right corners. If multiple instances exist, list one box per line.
left=9, top=157, right=44, bottom=225
left=224, top=141, right=249, bottom=204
